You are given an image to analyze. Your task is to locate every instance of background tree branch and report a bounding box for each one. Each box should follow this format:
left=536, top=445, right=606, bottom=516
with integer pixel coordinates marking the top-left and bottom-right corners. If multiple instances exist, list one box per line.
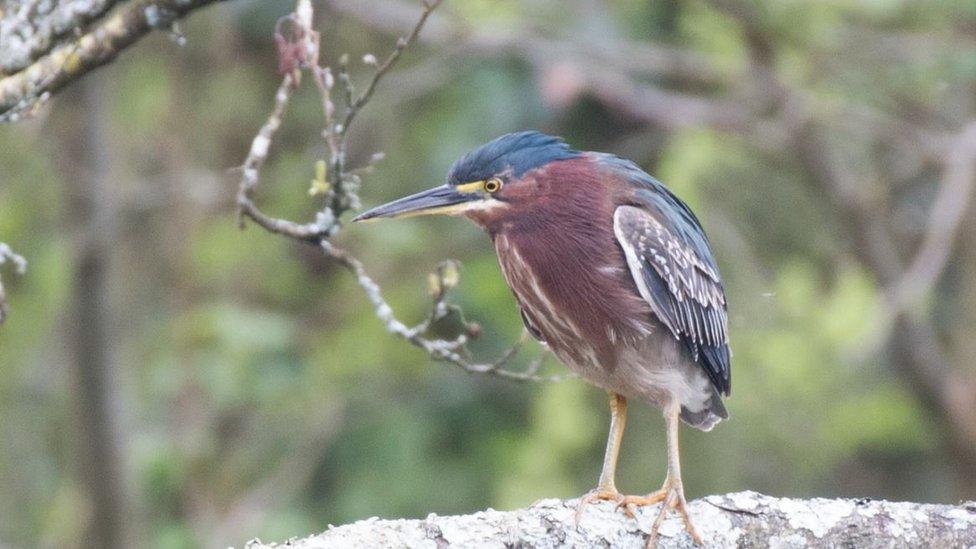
left=1, top=0, right=119, bottom=74
left=245, top=492, right=976, bottom=548
left=0, top=0, right=226, bottom=121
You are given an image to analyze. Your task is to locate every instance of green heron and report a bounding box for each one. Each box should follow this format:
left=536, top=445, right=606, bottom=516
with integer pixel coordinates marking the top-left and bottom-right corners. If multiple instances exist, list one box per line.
left=354, top=131, right=730, bottom=545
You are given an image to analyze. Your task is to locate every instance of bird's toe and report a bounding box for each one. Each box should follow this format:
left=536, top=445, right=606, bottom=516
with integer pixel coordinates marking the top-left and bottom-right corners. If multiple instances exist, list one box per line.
left=643, top=483, right=703, bottom=548
left=617, top=489, right=668, bottom=517
left=574, top=487, right=626, bottom=524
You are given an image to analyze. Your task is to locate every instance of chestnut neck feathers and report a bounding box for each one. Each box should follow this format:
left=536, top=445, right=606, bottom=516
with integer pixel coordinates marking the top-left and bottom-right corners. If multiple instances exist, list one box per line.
left=483, top=156, right=652, bottom=364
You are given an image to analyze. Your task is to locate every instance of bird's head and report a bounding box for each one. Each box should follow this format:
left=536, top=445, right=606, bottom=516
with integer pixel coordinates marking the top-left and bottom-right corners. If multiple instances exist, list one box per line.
left=353, top=131, right=580, bottom=227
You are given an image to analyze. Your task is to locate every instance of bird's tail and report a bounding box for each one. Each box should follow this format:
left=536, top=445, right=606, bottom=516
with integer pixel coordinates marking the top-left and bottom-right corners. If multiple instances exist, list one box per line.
left=680, top=388, right=728, bottom=432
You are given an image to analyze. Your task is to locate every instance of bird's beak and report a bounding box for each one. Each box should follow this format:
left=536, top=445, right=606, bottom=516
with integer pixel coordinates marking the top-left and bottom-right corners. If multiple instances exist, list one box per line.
left=353, top=184, right=479, bottom=222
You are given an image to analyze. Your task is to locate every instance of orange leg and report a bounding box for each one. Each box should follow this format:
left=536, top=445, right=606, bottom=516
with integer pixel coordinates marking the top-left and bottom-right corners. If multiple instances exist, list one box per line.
left=575, top=392, right=627, bottom=522
left=619, top=399, right=703, bottom=547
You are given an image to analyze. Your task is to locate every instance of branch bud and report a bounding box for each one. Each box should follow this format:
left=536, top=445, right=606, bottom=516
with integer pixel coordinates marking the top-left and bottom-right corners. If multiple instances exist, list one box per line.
left=438, top=260, right=460, bottom=290
left=309, top=160, right=330, bottom=196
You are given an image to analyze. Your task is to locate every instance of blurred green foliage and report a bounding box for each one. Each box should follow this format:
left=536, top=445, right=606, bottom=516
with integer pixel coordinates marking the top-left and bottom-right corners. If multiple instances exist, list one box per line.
left=1, top=0, right=973, bottom=547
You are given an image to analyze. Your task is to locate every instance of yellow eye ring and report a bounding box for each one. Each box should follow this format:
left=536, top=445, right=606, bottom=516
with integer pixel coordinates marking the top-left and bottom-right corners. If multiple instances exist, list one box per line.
left=484, top=177, right=503, bottom=193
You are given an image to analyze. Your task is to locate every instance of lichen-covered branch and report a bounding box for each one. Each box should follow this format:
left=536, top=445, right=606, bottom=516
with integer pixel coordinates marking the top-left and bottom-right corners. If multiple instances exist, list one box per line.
left=0, top=242, right=27, bottom=325
left=235, top=0, right=558, bottom=382
left=0, top=0, right=225, bottom=122
left=0, top=0, right=119, bottom=74
left=245, top=492, right=976, bottom=549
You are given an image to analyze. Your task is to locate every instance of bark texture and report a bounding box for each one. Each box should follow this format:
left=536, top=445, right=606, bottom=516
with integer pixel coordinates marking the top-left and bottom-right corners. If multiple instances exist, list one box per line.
left=0, top=0, right=119, bottom=74
left=0, top=0, right=224, bottom=121
left=244, top=492, right=976, bottom=548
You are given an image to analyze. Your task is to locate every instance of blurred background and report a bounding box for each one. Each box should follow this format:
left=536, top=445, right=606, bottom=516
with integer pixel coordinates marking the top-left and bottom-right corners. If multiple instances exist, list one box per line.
left=1, top=0, right=975, bottom=547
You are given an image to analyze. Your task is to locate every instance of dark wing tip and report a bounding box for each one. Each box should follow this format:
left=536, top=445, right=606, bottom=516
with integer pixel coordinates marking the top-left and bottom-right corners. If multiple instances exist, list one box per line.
left=699, top=342, right=731, bottom=396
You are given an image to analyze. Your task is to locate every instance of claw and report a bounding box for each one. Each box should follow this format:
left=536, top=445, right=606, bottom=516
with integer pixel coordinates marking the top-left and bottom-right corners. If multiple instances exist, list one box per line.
left=644, top=479, right=702, bottom=548
left=574, top=488, right=625, bottom=524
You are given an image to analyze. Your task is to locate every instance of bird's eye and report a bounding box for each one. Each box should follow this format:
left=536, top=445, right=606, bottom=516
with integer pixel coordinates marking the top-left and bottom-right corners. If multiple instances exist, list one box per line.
left=484, top=177, right=503, bottom=193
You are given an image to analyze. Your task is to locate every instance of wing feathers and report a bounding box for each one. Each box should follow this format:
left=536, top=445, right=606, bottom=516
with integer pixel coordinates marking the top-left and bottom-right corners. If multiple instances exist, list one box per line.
left=613, top=205, right=731, bottom=395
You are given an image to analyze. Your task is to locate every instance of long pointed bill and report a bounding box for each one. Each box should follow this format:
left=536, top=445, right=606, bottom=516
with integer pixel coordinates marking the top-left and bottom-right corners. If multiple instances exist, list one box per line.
left=353, top=184, right=479, bottom=222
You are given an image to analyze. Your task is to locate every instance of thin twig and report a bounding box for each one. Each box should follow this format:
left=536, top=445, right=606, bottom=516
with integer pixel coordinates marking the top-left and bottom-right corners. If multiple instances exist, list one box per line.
left=236, top=75, right=295, bottom=227
left=339, top=0, right=443, bottom=136
left=321, top=241, right=568, bottom=382
left=328, top=0, right=443, bottom=221
left=0, top=242, right=27, bottom=325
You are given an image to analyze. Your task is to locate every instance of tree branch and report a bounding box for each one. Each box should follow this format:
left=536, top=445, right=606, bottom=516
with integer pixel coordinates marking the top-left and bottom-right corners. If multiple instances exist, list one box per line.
left=0, top=0, right=120, bottom=74
left=244, top=492, right=976, bottom=548
left=0, top=242, right=27, bottom=325
left=0, top=0, right=226, bottom=122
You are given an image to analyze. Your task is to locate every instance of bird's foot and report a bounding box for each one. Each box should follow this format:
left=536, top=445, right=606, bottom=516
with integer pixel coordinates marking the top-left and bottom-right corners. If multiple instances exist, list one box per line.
left=620, top=478, right=702, bottom=547
left=574, top=487, right=625, bottom=524
left=617, top=488, right=667, bottom=517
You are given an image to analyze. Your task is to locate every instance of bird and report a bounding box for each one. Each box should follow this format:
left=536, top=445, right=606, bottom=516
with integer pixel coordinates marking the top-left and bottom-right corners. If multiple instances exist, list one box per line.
left=353, top=131, right=730, bottom=546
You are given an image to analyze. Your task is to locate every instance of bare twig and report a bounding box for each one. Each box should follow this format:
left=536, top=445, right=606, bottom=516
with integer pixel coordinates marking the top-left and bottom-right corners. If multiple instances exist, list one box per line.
left=235, top=0, right=560, bottom=382
left=0, top=242, right=27, bottom=325
left=321, top=241, right=565, bottom=382
left=339, top=0, right=443, bottom=136
left=235, top=74, right=335, bottom=241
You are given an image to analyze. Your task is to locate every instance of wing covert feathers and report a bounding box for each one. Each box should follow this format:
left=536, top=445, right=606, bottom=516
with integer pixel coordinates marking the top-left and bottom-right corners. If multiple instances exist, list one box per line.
left=613, top=204, right=731, bottom=395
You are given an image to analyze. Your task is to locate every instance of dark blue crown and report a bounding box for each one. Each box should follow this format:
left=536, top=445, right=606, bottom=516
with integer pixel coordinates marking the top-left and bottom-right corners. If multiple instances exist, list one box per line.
left=447, top=131, right=580, bottom=185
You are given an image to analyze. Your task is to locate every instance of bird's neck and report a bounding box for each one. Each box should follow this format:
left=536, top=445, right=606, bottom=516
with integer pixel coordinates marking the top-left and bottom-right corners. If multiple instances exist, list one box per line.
left=490, top=193, right=653, bottom=363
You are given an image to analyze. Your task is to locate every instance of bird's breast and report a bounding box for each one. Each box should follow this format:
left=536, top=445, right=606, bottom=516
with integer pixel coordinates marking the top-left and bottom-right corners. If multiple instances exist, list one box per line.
left=493, top=226, right=652, bottom=373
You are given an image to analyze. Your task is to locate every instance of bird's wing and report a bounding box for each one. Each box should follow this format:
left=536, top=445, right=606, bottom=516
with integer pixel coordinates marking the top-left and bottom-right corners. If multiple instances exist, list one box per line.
left=613, top=203, right=731, bottom=395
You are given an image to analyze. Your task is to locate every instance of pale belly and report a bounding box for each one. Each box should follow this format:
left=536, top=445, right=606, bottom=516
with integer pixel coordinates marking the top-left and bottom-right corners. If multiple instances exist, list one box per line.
left=542, top=319, right=713, bottom=416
